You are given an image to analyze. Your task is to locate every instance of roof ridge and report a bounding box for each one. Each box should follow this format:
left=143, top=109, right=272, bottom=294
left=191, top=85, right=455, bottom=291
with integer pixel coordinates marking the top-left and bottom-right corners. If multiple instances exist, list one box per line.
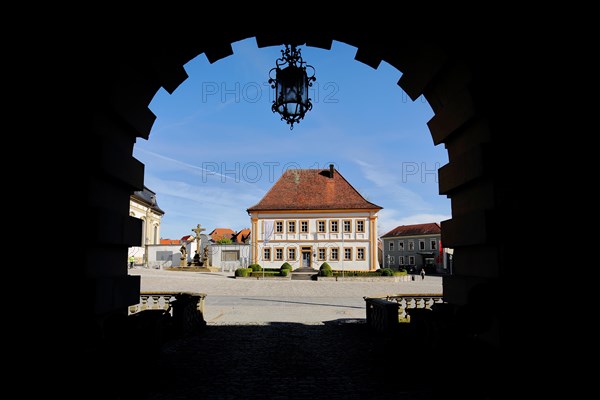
left=247, top=167, right=382, bottom=212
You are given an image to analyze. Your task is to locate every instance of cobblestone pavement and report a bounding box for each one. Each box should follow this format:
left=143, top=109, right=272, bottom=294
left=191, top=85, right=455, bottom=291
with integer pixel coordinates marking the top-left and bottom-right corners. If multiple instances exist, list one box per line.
left=140, top=322, right=435, bottom=400
left=130, top=269, right=442, bottom=324
left=127, top=269, right=444, bottom=399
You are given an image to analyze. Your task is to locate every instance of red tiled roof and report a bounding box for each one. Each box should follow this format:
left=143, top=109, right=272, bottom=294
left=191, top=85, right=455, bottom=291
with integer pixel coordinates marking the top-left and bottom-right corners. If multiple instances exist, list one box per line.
left=209, top=228, right=235, bottom=241
left=180, top=235, right=194, bottom=241
left=160, top=239, right=181, bottom=245
left=233, top=228, right=251, bottom=243
left=381, top=223, right=441, bottom=238
left=247, top=168, right=381, bottom=212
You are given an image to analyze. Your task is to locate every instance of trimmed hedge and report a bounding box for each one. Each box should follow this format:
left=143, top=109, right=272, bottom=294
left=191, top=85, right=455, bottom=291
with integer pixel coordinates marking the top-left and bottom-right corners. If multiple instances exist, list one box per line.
left=235, top=268, right=251, bottom=277
left=249, top=263, right=262, bottom=272
left=319, top=262, right=332, bottom=277
left=250, top=271, right=279, bottom=277
left=279, top=269, right=288, bottom=277
left=280, top=262, right=292, bottom=271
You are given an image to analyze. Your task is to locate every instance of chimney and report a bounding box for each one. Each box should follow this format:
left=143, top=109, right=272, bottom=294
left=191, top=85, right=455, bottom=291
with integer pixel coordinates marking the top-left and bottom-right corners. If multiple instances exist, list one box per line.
left=329, top=164, right=335, bottom=178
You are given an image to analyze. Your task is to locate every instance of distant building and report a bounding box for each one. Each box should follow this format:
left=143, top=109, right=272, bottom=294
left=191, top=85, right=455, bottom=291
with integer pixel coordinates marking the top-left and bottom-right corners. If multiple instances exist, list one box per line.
left=209, top=228, right=235, bottom=242
left=160, top=239, right=181, bottom=245
left=232, top=228, right=251, bottom=244
left=128, top=186, right=164, bottom=266
left=380, top=222, right=452, bottom=273
left=247, top=165, right=382, bottom=271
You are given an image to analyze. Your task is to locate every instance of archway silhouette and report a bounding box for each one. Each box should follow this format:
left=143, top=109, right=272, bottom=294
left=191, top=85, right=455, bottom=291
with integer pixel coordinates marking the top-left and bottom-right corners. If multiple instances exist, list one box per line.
left=79, top=28, right=506, bottom=399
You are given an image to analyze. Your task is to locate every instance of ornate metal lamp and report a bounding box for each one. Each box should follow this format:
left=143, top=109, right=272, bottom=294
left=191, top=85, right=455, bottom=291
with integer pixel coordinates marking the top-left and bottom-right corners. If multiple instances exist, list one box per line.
left=269, top=44, right=316, bottom=130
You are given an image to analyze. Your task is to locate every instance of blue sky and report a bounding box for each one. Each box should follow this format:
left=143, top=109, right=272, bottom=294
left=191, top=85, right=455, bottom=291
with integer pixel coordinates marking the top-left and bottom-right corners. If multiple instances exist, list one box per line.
left=134, top=38, right=450, bottom=239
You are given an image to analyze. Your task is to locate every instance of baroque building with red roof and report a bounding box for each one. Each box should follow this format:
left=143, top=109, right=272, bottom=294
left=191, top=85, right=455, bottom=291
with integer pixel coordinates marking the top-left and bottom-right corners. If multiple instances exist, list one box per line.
left=247, top=165, right=382, bottom=271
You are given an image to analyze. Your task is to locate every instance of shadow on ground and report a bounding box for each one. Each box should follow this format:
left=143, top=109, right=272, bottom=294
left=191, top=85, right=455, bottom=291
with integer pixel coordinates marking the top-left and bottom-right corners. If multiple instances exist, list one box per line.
left=94, top=318, right=497, bottom=400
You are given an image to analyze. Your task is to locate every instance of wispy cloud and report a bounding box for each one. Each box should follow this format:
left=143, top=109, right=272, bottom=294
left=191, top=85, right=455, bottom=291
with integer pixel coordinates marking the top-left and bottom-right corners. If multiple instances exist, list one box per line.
left=355, top=159, right=430, bottom=211
left=377, top=209, right=451, bottom=236
left=136, top=148, right=266, bottom=187
left=144, top=174, right=261, bottom=238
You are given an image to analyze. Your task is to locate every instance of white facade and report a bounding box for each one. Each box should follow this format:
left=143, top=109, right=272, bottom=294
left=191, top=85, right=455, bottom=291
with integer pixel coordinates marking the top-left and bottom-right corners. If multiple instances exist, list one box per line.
left=249, top=211, right=378, bottom=271
left=145, top=243, right=183, bottom=269
left=127, top=189, right=163, bottom=266
left=209, top=243, right=251, bottom=272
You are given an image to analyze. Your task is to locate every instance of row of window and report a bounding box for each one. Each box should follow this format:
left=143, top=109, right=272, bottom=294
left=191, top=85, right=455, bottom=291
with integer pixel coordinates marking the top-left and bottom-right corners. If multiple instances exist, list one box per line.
left=386, top=255, right=415, bottom=265
left=262, top=247, right=366, bottom=261
left=272, top=220, right=366, bottom=234
left=387, top=239, right=438, bottom=251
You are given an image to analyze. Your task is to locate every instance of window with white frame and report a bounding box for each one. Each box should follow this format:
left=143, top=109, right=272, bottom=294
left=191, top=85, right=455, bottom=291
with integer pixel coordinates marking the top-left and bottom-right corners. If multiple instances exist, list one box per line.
left=343, top=220, right=351, bottom=232
left=263, top=248, right=271, bottom=261
left=409, top=255, right=415, bottom=265
left=398, top=241, right=404, bottom=251
left=419, top=240, right=425, bottom=250
left=357, top=248, right=365, bottom=260
left=288, top=247, right=296, bottom=260
left=318, top=248, right=326, bottom=260
left=389, top=256, right=395, bottom=264
left=399, top=256, right=405, bottom=265
left=430, top=239, right=437, bottom=250
left=389, top=241, right=394, bottom=251
left=275, top=221, right=283, bottom=233
left=288, top=221, right=296, bottom=233
left=408, top=241, right=415, bottom=251
left=330, top=220, right=339, bottom=232
left=317, top=220, right=326, bottom=232
left=344, top=248, right=352, bottom=260
left=300, top=221, right=309, bottom=233
left=331, top=248, right=339, bottom=260
left=356, top=220, right=365, bottom=232
left=275, top=248, right=283, bottom=261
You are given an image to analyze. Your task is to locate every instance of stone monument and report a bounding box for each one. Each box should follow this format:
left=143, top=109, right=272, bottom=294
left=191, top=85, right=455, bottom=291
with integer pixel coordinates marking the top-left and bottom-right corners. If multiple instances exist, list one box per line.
left=179, top=244, right=187, bottom=267
left=191, top=223, right=211, bottom=269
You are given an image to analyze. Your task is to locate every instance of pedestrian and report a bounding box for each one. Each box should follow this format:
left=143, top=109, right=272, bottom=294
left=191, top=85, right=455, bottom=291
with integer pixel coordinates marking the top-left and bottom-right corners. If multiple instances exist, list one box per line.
left=420, top=267, right=425, bottom=280
left=129, top=255, right=135, bottom=269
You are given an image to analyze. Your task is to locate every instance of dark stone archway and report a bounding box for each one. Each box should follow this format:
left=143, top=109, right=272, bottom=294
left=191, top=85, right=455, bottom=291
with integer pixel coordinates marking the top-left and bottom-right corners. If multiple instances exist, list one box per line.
left=73, top=27, right=511, bottom=398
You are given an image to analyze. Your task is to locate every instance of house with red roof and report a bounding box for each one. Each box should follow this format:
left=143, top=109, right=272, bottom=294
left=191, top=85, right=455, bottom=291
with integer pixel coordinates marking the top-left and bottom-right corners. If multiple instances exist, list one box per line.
left=160, top=239, right=181, bottom=245
left=232, top=228, right=251, bottom=244
left=380, top=222, right=452, bottom=274
left=209, top=228, right=235, bottom=242
left=247, top=165, right=382, bottom=271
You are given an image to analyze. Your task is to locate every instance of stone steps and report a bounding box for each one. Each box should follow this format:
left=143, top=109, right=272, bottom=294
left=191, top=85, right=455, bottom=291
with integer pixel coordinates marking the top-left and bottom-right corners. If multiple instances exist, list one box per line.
left=291, top=268, right=317, bottom=280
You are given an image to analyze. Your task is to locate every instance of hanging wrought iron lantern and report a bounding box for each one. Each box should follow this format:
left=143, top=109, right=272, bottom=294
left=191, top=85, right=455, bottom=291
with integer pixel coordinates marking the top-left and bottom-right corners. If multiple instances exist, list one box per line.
left=268, top=44, right=316, bottom=130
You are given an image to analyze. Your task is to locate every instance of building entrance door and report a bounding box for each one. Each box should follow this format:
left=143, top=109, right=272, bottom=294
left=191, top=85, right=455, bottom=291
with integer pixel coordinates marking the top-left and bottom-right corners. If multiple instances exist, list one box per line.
left=302, top=251, right=310, bottom=268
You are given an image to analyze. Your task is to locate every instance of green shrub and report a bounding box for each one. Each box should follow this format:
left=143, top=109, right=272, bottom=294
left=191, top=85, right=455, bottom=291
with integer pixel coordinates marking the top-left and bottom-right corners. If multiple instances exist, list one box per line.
left=380, top=268, right=394, bottom=276
left=280, top=269, right=288, bottom=277
left=280, top=262, right=292, bottom=271
left=319, top=262, right=331, bottom=271
left=394, top=269, right=408, bottom=276
left=319, top=263, right=333, bottom=277
left=235, top=268, right=250, bottom=277
left=250, top=271, right=279, bottom=277
left=249, top=263, right=262, bottom=272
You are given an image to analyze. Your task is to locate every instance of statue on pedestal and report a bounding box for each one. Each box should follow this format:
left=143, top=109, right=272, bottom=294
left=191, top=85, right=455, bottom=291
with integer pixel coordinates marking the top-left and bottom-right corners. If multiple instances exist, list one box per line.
left=179, top=245, right=187, bottom=267
left=192, top=223, right=208, bottom=267
left=202, top=245, right=210, bottom=267
left=193, top=250, right=202, bottom=266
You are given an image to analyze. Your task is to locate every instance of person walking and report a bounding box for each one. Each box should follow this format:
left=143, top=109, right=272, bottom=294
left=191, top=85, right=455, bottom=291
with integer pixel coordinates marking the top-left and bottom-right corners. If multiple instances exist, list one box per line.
left=129, top=255, right=135, bottom=269
left=420, top=267, right=426, bottom=280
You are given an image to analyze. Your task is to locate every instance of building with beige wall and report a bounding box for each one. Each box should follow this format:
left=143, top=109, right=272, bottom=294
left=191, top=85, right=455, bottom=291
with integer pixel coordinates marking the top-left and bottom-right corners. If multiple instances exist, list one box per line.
left=127, top=186, right=164, bottom=266
left=247, top=165, right=381, bottom=271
